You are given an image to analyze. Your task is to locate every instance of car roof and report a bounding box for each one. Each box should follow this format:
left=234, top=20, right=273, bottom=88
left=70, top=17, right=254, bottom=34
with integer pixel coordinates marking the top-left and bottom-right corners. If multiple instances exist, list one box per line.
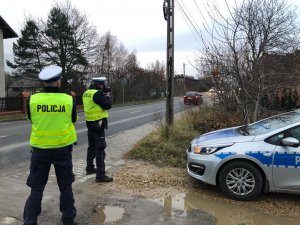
left=185, top=91, right=200, bottom=95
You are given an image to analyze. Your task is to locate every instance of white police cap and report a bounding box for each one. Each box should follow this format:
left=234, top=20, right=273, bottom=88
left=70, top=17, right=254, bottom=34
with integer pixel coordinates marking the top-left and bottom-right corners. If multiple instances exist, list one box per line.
left=39, top=65, right=62, bottom=82
left=92, top=77, right=107, bottom=83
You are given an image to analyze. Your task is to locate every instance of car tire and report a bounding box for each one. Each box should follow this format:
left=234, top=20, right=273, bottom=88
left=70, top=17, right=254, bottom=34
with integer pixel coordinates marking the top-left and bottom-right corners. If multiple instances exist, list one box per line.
left=218, top=161, right=263, bottom=201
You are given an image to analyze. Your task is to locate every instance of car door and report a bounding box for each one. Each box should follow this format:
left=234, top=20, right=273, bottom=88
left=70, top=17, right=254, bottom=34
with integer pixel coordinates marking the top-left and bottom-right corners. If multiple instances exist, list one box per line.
left=272, top=126, right=300, bottom=190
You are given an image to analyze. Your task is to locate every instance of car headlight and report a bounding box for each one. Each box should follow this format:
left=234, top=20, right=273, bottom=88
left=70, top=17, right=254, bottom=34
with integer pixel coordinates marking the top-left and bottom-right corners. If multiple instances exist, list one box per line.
left=193, top=144, right=233, bottom=154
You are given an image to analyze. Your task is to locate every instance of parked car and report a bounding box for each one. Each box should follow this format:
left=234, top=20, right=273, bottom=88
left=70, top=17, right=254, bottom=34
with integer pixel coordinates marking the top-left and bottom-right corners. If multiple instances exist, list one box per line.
left=184, top=91, right=203, bottom=105
left=186, top=109, right=300, bottom=200
left=208, top=88, right=216, bottom=96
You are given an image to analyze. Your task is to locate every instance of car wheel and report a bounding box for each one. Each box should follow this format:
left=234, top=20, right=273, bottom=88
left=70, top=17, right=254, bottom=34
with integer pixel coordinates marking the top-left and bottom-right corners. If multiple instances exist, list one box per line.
left=218, top=161, right=263, bottom=201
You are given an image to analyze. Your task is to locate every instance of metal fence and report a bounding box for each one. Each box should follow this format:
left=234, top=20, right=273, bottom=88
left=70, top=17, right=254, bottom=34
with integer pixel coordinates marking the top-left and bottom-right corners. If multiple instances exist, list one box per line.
left=0, top=97, right=23, bottom=112
left=0, top=95, right=83, bottom=114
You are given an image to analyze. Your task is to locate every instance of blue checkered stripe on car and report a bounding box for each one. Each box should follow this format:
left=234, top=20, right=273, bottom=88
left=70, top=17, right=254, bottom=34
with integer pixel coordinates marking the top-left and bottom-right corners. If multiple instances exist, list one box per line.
left=215, top=151, right=273, bottom=167
left=273, top=152, right=300, bottom=168
left=215, top=151, right=300, bottom=168
left=245, top=151, right=273, bottom=167
left=214, top=152, right=236, bottom=159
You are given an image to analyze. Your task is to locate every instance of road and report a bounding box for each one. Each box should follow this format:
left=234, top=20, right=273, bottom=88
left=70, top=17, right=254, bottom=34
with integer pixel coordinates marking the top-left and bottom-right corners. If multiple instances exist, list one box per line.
left=0, top=98, right=186, bottom=169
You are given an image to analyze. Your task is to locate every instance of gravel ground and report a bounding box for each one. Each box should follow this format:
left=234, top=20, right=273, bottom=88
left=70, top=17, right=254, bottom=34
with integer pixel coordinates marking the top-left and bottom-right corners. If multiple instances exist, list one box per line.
left=112, top=160, right=300, bottom=219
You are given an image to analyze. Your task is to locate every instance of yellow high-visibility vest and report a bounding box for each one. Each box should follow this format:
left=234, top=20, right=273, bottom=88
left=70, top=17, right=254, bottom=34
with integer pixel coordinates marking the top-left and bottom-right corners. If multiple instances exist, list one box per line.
left=82, top=89, right=108, bottom=121
left=29, top=93, right=77, bottom=148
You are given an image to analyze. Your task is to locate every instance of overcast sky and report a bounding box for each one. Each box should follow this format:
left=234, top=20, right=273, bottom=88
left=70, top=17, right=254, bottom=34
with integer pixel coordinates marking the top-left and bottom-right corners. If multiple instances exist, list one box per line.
left=1, top=0, right=300, bottom=77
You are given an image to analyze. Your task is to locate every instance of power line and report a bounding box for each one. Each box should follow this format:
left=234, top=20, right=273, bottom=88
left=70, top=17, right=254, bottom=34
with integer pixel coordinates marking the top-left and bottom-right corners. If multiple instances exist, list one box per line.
left=180, top=0, right=202, bottom=35
left=175, top=0, right=202, bottom=43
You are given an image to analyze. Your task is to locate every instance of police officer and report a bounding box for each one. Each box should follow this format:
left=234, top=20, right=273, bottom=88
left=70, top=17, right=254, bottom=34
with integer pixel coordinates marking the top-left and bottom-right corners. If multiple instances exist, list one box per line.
left=23, top=65, right=77, bottom=225
left=82, top=77, right=113, bottom=182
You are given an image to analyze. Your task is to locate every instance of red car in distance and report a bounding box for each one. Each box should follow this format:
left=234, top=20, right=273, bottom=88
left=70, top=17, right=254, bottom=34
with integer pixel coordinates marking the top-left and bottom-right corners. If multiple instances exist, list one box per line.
left=184, top=91, right=203, bottom=105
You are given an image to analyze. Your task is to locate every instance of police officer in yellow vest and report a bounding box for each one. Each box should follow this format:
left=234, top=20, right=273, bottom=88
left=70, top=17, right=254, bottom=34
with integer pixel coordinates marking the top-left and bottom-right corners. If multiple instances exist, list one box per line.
left=82, top=77, right=113, bottom=182
left=23, top=65, right=77, bottom=225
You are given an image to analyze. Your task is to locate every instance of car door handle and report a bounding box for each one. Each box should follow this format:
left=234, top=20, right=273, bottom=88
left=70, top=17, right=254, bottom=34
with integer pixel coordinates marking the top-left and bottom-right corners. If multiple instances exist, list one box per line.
left=263, top=153, right=272, bottom=157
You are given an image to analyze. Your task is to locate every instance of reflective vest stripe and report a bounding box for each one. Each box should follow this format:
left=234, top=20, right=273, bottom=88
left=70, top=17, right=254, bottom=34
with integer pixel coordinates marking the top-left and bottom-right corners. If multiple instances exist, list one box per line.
left=30, top=132, right=77, bottom=146
left=32, top=124, right=75, bottom=136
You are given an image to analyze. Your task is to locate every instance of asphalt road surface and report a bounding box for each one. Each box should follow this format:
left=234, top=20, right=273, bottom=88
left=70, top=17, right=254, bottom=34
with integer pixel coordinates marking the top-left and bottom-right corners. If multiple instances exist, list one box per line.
left=0, top=98, right=186, bottom=169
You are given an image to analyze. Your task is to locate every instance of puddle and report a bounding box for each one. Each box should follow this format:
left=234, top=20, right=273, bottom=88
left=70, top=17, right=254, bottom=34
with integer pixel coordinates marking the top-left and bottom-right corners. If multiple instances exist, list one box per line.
left=152, top=192, right=300, bottom=225
left=93, top=205, right=125, bottom=223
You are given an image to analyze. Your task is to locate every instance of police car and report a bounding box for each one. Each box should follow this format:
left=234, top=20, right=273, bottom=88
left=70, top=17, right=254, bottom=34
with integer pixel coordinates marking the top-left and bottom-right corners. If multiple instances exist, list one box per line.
left=186, top=109, right=300, bottom=200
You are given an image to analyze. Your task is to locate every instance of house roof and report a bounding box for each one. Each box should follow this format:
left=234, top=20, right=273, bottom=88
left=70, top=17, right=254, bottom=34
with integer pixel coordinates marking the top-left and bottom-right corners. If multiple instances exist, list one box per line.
left=0, top=16, right=18, bottom=39
left=9, top=77, right=42, bottom=88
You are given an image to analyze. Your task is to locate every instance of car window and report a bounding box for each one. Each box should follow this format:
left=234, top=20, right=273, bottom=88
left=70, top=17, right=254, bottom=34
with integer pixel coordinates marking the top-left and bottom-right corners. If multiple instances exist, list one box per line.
left=266, top=132, right=284, bottom=145
left=186, top=92, right=196, bottom=96
left=287, top=126, right=300, bottom=142
left=266, top=126, right=300, bottom=145
left=246, top=111, right=300, bottom=135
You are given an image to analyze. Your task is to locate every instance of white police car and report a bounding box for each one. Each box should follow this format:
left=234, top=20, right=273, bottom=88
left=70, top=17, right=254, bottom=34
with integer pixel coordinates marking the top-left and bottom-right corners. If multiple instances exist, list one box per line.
left=186, top=109, right=300, bottom=200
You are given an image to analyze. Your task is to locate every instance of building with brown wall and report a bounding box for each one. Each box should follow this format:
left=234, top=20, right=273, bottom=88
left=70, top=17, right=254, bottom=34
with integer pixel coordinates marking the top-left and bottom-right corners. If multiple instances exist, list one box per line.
left=262, top=50, right=300, bottom=107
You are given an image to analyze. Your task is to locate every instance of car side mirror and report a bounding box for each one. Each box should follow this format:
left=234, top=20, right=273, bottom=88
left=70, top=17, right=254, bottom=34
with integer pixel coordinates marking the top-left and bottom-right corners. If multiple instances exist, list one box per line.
left=281, top=137, right=300, bottom=147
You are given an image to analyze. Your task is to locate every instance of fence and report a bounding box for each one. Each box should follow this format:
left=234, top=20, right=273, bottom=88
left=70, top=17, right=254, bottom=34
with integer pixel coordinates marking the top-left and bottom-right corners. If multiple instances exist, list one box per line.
left=0, top=94, right=83, bottom=114
left=0, top=97, right=24, bottom=113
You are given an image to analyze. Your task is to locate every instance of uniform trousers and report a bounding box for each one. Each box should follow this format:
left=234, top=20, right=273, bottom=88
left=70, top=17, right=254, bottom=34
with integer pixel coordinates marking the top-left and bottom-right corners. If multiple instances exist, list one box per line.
left=86, top=127, right=107, bottom=179
left=23, top=146, right=76, bottom=225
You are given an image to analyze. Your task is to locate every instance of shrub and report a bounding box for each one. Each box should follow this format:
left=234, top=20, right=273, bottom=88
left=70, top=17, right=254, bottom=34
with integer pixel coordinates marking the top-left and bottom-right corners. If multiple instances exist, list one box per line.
left=126, top=106, right=243, bottom=168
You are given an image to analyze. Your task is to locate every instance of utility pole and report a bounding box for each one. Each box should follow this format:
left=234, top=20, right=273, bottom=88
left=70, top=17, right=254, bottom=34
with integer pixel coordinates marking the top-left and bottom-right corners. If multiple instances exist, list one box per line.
left=163, top=0, right=175, bottom=126
left=183, top=63, right=186, bottom=94
left=121, top=77, right=127, bottom=104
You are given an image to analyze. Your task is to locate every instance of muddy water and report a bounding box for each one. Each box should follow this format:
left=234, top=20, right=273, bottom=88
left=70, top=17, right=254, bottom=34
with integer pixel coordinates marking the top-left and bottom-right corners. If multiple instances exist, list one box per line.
left=152, top=192, right=300, bottom=225
left=92, top=191, right=299, bottom=224
left=93, top=205, right=125, bottom=223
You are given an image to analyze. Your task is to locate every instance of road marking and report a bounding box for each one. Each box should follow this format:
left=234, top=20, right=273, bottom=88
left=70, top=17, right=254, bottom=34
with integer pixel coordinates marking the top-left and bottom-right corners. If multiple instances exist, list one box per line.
left=0, top=103, right=182, bottom=152
left=0, top=135, right=7, bottom=139
left=130, top=110, right=142, bottom=114
left=75, top=109, right=165, bottom=134
left=0, top=109, right=164, bottom=151
left=0, top=141, right=30, bottom=153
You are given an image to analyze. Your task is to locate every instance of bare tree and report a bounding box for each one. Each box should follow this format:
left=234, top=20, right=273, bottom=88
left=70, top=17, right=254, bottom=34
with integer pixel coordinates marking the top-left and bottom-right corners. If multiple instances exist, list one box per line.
left=92, top=31, right=121, bottom=82
left=196, top=0, right=300, bottom=122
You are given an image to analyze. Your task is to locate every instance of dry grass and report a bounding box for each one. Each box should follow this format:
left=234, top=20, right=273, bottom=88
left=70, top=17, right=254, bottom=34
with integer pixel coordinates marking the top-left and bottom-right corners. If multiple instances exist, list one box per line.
left=126, top=106, right=243, bottom=168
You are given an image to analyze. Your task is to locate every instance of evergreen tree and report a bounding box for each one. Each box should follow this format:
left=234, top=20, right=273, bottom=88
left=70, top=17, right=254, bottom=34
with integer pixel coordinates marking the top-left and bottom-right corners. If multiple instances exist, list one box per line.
left=43, top=6, right=88, bottom=89
left=8, top=1, right=99, bottom=91
left=6, top=19, right=44, bottom=77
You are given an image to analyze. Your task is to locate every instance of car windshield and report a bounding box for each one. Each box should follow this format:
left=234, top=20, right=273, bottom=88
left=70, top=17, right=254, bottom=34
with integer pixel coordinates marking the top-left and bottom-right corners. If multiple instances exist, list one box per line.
left=186, top=92, right=196, bottom=96
left=238, top=111, right=300, bottom=136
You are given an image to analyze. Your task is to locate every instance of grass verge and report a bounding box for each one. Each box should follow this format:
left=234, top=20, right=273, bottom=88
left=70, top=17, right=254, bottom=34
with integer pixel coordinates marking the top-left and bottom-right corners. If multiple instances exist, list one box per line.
left=125, top=106, right=243, bottom=168
left=0, top=112, right=27, bottom=122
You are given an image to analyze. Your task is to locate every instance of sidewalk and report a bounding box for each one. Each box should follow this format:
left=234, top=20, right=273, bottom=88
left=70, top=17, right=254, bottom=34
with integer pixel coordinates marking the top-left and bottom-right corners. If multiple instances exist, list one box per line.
left=0, top=122, right=157, bottom=225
